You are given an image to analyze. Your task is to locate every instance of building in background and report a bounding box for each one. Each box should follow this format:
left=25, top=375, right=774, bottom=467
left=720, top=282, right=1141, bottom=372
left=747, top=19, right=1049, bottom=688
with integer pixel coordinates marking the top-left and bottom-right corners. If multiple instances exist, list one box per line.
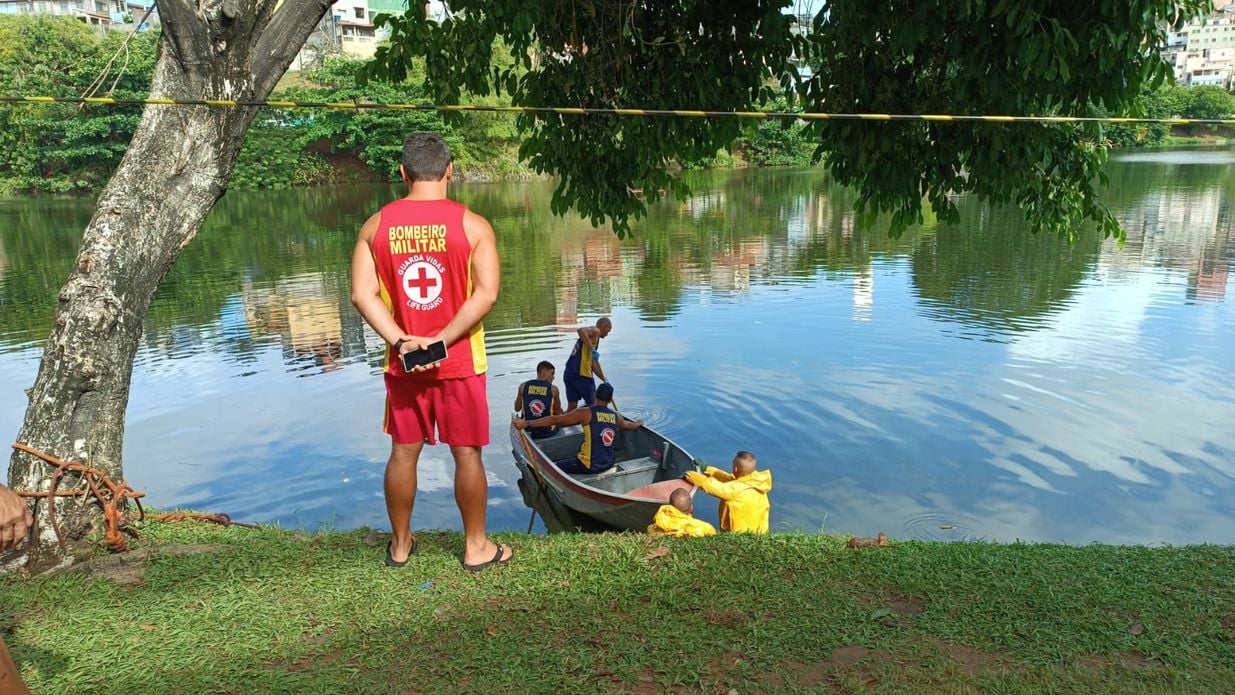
left=1164, top=1, right=1235, bottom=89
left=0, top=0, right=158, bottom=29
left=291, top=0, right=420, bottom=71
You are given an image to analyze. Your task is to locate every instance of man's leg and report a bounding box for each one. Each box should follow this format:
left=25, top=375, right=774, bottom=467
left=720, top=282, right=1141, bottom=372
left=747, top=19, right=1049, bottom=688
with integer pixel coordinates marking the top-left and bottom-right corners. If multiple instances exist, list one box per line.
left=451, top=446, right=512, bottom=566
left=564, top=375, right=581, bottom=413
left=0, top=637, right=31, bottom=695
left=579, top=378, right=597, bottom=407
left=384, top=440, right=424, bottom=563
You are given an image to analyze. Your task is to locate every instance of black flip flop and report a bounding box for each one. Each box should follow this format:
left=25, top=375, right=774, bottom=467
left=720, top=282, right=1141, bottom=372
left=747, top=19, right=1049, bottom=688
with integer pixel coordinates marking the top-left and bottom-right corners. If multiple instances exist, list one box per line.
left=385, top=537, right=415, bottom=568
left=463, top=544, right=513, bottom=573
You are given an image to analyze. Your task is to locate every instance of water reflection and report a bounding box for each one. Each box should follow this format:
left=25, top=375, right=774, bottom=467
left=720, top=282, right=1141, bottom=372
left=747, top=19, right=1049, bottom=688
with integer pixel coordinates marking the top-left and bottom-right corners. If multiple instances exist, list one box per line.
left=1, top=153, right=1233, bottom=544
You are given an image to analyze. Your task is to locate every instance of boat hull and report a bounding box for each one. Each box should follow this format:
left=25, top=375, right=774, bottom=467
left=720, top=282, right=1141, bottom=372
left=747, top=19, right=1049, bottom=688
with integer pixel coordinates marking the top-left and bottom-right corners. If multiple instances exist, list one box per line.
left=510, top=421, right=698, bottom=532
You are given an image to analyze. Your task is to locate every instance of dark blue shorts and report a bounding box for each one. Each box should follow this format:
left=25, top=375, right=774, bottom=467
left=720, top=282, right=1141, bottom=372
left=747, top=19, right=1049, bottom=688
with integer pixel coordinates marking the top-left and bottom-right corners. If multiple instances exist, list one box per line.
left=556, top=457, right=613, bottom=475
left=564, top=375, right=596, bottom=405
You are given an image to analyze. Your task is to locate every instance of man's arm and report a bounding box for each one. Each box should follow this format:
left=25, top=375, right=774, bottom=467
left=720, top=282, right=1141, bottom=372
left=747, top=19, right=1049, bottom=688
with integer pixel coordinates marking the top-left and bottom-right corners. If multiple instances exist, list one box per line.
left=515, top=408, right=590, bottom=431
left=350, top=213, right=407, bottom=346
left=684, top=471, right=745, bottom=500
left=514, top=381, right=526, bottom=412
left=350, top=214, right=437, bottom=365
left=434, top=211, right=499, bottom=346
left=575, top=325, right=607, bottom=381
left=551, top=385, right=563, bottom=416
left=618, top=414, right=643, bottom=431
left=0, top=484, right=33, bottom=551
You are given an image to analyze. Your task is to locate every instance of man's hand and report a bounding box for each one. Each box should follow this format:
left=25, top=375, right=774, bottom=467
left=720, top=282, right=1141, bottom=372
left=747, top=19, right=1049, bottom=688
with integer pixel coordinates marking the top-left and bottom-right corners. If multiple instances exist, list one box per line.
left=0, top=486, right=33, bottom=552
left=396, top=334, right=444, bottom=372
left=683, top=470, right=706, bottom=487
left=513, top=418, right=530, bottom=431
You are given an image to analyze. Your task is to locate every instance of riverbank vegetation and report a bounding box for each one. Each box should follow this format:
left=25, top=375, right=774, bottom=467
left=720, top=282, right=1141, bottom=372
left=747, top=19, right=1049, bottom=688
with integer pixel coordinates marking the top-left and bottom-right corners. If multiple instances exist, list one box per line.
left=5, top=16, right=1230, bottom=198
left=0, top=16, right=816, bottom=196
left=2, top=521, right=1233, bottom=693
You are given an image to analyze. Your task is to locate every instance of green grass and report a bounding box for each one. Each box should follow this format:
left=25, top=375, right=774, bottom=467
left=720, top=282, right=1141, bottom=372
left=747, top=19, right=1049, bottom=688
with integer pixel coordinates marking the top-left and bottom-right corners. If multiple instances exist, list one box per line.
left=2, top=521, right=1233, bottom=694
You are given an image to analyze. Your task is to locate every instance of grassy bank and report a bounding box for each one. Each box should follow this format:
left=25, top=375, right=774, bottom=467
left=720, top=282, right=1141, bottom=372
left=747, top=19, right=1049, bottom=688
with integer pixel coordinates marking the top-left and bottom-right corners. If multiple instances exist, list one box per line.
left=2, top=522, right=1233, bottom=694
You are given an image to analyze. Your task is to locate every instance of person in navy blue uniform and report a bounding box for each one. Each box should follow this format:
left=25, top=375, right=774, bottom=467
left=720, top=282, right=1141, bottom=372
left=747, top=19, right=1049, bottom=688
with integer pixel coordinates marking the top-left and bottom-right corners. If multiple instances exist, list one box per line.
left=563, top=317, right=611, bottom=411
left=514, top=383, right=642, bottom=474
left=514, top=361, right=562, bottom=439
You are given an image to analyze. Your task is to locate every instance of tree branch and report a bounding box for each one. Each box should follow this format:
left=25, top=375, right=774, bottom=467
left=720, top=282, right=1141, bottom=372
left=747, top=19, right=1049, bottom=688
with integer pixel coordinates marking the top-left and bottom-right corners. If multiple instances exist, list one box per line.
left=154, top=0, right=211, bottom=66
left=253, top=0, right=334, bottom=94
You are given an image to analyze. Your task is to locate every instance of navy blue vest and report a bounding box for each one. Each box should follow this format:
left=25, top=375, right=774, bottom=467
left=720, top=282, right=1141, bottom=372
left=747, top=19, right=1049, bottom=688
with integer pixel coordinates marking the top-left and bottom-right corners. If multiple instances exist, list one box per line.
left=579, top=405, right=619, bottom=473
left=522, top=379, right=556, bottom=439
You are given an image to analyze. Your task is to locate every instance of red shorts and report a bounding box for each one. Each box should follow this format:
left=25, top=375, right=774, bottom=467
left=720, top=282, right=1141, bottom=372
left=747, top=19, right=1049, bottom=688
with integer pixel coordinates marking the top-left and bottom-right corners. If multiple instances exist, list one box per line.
left=383, top=373, right=489, bottom=447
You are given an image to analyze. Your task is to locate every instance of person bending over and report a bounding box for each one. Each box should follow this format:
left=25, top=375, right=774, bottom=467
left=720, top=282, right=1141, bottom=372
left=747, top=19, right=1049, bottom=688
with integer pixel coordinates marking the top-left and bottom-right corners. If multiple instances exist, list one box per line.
left=685, top=450, right=772, bottom=534
left=563, top=317, right=611, bottom=411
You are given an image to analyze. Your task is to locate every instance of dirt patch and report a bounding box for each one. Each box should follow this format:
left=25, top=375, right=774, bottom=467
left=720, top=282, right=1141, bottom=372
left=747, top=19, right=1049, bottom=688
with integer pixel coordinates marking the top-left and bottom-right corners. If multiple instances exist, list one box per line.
left=923, top=637, right=1013, bottom=675
left=1081, top=651, right=1165, bottom=671
left=780, top=646, right=895, bottom=689
left=888, top=594, right=925, bottom=616
left=780, top=660, right=834, bottom=689
left=304, top=139, right=387, bottom=185
left=1221, top=615, right=1235, bottom=640
left=618, top=667, right=686, bottom=695
left=702, top=608, right=748, bottom=630
left=52, top=544, right=229, bottom=585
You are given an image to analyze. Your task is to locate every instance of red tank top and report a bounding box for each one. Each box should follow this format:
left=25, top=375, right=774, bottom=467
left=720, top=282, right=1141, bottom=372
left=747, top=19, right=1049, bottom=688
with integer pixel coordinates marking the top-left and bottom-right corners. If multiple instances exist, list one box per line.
left=370, top=198, right=487, bottom=380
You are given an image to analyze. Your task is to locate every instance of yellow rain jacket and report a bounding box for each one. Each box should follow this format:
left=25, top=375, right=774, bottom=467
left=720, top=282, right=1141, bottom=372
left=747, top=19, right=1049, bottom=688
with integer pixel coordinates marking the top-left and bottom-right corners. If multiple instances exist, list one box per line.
left=684, top=466, right=772, bottom=534
left=647, top=504, right=717, bottom=538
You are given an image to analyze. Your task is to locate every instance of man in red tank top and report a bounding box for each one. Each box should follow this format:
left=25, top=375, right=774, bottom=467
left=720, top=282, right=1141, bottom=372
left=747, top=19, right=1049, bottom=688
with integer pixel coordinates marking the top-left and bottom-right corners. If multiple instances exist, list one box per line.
left=350, top=133, right=511, bottom=571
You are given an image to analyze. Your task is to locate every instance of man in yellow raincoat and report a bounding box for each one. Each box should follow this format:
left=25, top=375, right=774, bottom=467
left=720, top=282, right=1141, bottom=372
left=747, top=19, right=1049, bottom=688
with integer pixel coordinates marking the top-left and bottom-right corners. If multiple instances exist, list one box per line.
left=685, top=451, right=772, bottom=533
left=648, top=488, right=716, bottom=538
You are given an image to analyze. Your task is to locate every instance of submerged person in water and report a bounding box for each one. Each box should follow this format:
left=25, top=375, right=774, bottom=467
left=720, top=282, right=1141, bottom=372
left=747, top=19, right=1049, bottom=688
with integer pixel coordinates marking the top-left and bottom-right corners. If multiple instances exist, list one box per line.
left=648, top=487, right=716, bottom=538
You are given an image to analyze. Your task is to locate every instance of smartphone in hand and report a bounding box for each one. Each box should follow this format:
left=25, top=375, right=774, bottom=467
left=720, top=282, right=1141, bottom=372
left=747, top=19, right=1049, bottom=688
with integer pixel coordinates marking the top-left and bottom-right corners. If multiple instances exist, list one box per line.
left=401, top=340, right=448, bottom=371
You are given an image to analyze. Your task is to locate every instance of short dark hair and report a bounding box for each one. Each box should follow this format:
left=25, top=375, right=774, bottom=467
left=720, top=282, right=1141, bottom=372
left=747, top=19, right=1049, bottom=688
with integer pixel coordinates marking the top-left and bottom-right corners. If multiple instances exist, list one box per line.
left=596, top=382, right=614, bottom=402
left=734, top=450, right=757, bottom=474
left=536, top=360, right=555, bottom=374
left=402, top=132, right=451, bottom=182
left=597, top=317, right=612, bottom=329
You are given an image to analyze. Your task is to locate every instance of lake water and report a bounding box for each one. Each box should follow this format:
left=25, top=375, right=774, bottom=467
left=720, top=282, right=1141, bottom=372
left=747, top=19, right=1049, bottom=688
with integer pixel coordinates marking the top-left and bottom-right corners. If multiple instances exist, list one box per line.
left=2, top=152, right=1233, bottom=545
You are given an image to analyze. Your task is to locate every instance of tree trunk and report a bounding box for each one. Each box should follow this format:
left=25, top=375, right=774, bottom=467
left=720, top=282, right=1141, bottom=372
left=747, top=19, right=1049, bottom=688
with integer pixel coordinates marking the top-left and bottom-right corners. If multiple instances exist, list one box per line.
left=4, top=0, right=331, bottom=574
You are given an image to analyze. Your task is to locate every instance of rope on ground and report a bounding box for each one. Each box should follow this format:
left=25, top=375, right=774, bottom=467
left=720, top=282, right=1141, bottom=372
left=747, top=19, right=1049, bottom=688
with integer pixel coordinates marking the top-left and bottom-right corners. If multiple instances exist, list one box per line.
left=1, top=95, right=1234, bottom=125
left=9, top=442, right=257, bottom=553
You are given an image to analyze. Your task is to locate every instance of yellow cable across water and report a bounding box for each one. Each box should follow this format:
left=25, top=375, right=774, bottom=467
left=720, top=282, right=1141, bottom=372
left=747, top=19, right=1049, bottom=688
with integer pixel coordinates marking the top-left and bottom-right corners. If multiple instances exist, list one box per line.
left=2, top=95, right=1234, bottom=125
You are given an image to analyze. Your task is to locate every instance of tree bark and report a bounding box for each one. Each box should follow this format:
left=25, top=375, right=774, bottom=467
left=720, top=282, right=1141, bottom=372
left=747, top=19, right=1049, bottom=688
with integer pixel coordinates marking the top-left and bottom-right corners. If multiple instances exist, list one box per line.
left=4, top=0, right=331, bottom=574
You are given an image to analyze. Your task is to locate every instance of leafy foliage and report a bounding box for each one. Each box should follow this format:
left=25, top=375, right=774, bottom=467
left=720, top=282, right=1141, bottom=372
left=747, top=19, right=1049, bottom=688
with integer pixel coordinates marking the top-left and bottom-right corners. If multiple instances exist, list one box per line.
left=369, top=0, right=1215, bottom=241
left=1176, top=84, right=1235, bottom=120
left=369, top=0, right=803, bottom=236
left=0, top=16, right=157, bottom=194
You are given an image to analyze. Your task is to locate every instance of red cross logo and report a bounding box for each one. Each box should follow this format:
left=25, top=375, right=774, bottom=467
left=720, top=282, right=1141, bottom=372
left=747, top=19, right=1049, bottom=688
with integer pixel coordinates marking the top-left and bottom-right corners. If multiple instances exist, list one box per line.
left=529, top=400, right=545, bottom=416
left=601, top=428, right=616, bottom=447
left=402, top=262, right=443, bottom=306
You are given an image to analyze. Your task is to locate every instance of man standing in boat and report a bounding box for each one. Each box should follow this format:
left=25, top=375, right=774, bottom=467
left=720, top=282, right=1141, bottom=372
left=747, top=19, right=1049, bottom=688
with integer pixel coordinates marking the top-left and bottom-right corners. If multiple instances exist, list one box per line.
left=514, top=360, right=562, bottom=439
left=350, top=132, right=511, bottom=572
left=514, top=383, right=642, bottom=474
left=563, top=317, right=612, bottom=411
